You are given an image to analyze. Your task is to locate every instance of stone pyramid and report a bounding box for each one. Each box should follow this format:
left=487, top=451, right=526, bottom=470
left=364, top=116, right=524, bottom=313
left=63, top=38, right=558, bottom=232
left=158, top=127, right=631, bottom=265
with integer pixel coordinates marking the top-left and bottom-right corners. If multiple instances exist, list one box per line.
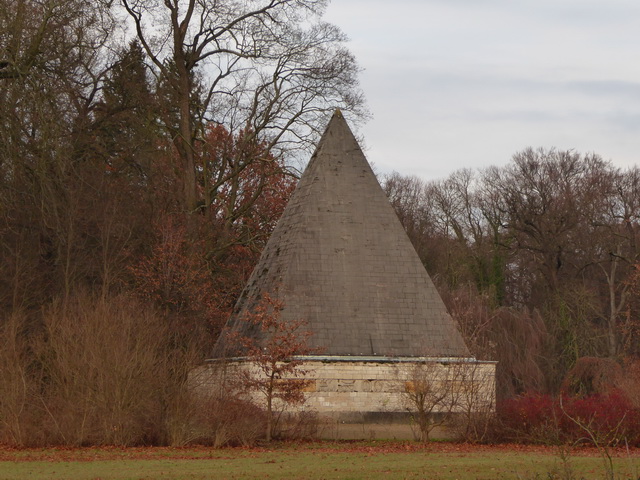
left=213, top=110, right=470, bottom=358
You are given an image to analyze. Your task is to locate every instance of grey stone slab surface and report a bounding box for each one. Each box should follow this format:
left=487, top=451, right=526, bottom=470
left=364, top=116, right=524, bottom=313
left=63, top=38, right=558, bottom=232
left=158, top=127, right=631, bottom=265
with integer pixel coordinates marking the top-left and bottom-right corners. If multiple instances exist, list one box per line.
left=212, top=110, right=469, bottom=358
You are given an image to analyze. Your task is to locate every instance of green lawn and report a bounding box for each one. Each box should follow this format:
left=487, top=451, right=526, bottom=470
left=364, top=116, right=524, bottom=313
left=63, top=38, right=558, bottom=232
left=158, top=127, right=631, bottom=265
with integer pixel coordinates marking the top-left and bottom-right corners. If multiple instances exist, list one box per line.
left=1, top=443, right=638, bottom=480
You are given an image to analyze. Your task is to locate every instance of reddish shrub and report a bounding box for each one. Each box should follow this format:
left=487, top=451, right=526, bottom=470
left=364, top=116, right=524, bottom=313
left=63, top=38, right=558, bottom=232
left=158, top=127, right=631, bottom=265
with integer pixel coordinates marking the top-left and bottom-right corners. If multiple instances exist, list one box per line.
left=497, top=391, right=640, bottom=446
left=559, top=391, right=640, bottom=445
left=498, top=393, right=560, bottom=443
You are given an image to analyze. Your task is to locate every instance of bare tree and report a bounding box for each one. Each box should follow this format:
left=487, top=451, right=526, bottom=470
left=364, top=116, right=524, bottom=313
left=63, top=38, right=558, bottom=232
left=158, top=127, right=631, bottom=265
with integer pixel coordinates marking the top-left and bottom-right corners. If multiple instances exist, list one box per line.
left=118, top=0, right=366, bottom=212
left=0, top=0, right=117, bottom=308
left=450, top=362, right=496, bottom=443
left=400, top=361, right=464, bottom=442
left=586, top=167, right=640, bottom=356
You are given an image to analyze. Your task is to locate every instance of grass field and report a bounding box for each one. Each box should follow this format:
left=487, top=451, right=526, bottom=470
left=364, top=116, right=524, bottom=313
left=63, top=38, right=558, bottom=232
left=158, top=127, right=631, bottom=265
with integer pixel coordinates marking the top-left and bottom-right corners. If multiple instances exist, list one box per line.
left=1, top=441, right=639, bottom=480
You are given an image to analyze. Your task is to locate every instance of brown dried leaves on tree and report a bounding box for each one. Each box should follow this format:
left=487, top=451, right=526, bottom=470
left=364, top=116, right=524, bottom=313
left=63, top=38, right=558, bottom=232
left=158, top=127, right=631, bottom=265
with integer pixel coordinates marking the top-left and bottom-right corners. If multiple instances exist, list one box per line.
left=231, top=293, right=320, bottom=441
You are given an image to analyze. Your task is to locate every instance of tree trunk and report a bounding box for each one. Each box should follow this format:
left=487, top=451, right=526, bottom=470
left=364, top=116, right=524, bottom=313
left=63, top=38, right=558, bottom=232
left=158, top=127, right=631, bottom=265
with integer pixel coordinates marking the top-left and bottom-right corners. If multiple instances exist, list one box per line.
left=266, top=383, right=273, bottom=442
left=175, top=56, right=197, bottom=213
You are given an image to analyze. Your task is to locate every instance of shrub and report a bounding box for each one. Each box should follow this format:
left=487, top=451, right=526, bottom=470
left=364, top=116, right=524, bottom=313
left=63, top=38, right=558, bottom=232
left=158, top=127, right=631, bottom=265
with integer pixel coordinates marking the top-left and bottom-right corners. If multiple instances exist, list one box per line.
left=275, top=410, right=319, bottom=440
left=498, top=393, right=560, bottom=443
left=0, top=310, right=44, bottom=446
left=561, top=357, right=622, bottom=397
left=196, top=396, right=266, bottom=447
left=37, top=293, right=174, bottom=446
left=0, top=293, right=207, bottom=447
left=560, top=391, right=640, bottom=445
left=616, top=357, right=640, bottom=408
left=228, top=292, right=318, bottom=442
left=497, top=391, right=640, bottom=446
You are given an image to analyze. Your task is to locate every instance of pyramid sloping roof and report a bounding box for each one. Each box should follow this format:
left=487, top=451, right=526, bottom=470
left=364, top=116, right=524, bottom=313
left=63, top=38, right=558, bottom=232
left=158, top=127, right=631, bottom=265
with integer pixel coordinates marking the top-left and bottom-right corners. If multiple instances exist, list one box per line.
left=213, top=111, right=470, bottom=358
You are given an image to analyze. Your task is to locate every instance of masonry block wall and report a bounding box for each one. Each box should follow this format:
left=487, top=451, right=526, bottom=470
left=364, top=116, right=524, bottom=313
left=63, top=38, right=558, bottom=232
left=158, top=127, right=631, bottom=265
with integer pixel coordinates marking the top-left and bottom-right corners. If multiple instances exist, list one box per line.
left=192, top=358, right=496, bottom=438
left=300, top=360, right=496, bottom=415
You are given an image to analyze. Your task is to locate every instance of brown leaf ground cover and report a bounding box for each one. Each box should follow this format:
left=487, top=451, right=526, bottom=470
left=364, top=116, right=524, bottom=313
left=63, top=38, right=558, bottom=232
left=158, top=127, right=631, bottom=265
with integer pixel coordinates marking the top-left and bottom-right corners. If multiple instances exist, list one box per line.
left=1, top=441, right=639, bottom=462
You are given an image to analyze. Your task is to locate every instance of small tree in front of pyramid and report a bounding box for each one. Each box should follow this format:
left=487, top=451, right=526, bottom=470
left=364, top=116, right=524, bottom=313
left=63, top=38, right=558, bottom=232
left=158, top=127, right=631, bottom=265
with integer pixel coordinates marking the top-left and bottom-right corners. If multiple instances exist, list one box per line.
left=233, top=293, right=319, bottom=442
left=401, top=361, right=464, bottom=442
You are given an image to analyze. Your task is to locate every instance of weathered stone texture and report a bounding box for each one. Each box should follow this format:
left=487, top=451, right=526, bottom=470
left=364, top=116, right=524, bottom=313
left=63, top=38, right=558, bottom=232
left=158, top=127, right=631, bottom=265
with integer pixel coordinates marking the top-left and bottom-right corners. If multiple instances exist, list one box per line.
left=213, top=111, right=469, bottom=358
left=193, top=359, right=496, bottom=416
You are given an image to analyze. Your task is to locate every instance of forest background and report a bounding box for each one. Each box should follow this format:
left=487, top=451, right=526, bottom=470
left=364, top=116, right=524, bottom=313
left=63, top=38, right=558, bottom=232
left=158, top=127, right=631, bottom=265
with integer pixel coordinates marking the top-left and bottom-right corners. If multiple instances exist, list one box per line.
left=2, top=0, right=640, bottom=447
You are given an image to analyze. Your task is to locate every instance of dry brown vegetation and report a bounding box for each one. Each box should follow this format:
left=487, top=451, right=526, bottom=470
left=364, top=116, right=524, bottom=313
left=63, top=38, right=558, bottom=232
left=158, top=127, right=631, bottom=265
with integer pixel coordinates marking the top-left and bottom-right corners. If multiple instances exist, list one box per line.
left=2, top=0, right=640, bottom=450
left=385, top=153, right=640, bottom=398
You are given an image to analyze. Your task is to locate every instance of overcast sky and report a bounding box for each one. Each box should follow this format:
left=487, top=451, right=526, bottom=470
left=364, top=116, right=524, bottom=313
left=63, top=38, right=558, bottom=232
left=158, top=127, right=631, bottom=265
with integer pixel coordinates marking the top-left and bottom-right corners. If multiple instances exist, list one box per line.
left=323, top=0, right=640, bottom=181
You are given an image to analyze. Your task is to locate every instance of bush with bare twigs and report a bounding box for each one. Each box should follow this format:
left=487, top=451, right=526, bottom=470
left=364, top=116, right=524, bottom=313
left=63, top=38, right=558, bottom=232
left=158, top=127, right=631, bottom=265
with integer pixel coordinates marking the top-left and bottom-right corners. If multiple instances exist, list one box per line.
left=0, top=310, right=43, bottom=446
left=0, top=293, right=207, bottom=447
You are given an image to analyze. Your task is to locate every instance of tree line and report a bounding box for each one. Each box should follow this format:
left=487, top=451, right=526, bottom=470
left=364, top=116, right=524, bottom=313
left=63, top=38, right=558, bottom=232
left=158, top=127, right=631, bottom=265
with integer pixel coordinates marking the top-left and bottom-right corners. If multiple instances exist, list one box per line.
left=0, top=0, right=365, bottom=342
left=0, top=0, right=364, bottom=446
left=383, top=149, right=640, bottom=398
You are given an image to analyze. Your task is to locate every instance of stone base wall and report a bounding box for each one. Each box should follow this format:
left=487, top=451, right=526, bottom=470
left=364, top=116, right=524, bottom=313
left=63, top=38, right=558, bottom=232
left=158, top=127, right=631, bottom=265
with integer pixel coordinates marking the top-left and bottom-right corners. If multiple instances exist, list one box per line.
left=192, top=357, right=496, bottom=440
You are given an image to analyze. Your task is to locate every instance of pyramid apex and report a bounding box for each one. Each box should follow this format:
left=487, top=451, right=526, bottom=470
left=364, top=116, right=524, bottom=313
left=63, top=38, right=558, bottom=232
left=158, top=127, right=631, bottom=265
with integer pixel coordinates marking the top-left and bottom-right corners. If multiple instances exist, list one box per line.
left=311, top=107, right=361, bottom=162
left=325, top=108, right=349, bottom=130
